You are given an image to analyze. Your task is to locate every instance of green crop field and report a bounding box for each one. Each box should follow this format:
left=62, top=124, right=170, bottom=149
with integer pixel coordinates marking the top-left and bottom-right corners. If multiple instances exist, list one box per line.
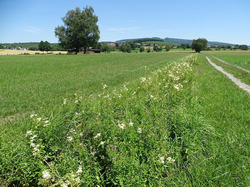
left=0, top=53, right=189, bottom=119
left=0, top=52, right=249, bottom=186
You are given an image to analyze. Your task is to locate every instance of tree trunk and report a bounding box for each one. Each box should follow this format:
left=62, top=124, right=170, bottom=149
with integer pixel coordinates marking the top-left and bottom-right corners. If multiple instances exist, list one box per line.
left=83, top=47, right=87, bottom=54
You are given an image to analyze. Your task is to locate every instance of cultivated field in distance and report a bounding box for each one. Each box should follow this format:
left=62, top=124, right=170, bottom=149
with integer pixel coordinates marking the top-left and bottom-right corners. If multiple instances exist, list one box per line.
left=0, top=49, right=67, bottom=55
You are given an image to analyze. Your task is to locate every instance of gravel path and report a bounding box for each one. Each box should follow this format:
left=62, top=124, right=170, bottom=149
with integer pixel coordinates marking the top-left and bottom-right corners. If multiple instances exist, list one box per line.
left=212, top=56, right=250, bottom=73
left=206, top=56, right=250, bottom=94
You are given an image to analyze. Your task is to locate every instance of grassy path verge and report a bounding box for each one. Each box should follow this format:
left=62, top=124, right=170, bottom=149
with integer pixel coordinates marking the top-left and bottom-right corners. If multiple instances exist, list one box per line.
left=212, top=56, right=250, bottom=73
left=190, top=55, right=249, bottom=186
left=205, top=54, right=250, bottom=85
left=206, top=56, right=250, bottom=94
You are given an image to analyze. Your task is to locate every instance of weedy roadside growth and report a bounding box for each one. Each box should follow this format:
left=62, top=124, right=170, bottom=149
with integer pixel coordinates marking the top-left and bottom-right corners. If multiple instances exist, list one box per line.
left=0, top=55, right=212, bottom=186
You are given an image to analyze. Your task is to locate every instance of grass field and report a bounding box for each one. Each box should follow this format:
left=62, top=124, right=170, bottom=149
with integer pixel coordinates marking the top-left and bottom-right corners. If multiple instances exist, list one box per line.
left=0, top=53, right=189, bottom=120
left=204, top=52, right=250, bottom=85
left=208, top=52, right=250, bottom=70
left=0, top=52, right=249, bottom=186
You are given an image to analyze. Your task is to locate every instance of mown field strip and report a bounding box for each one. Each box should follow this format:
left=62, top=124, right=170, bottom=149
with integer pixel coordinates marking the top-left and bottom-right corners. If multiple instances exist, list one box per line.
left=212, top=56, right=250, bottom=73
left=206, top=56, right=250, bottom=94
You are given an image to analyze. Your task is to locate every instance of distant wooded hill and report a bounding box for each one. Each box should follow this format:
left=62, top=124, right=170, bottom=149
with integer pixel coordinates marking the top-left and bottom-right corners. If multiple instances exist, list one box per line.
left=116, top=37, right=237, bottom=46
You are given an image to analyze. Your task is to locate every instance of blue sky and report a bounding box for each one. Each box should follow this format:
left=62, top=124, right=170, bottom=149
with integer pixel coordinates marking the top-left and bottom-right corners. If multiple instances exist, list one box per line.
left=0, top=0, right=249, bottom=45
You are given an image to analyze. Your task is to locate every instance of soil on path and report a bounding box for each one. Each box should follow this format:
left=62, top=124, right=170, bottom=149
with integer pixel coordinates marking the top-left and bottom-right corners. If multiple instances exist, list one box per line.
left=206, top=56, right=250, bottom=94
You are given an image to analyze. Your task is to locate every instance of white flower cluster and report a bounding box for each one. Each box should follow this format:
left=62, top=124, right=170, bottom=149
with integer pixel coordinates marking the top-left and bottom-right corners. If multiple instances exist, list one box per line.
left=118, top=121, right=126, bottom=129
left=30, top=113, right=51, bottom=128
left=102, top=83, right=108, bottom=89
left=74, top=93, right=83, bottom=104
left=94, top=133, right=101, bottom=139
left=42, top=169, right=52, bottom=181
left=26, top=130, right=41, bottom=156
left=159, top=156, right=175, bottom=164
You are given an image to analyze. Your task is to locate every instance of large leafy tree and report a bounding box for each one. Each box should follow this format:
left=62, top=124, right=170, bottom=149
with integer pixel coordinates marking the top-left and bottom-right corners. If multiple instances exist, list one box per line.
left=192, top=38, right=208, bottom=53
left=39, top=41, right=52, bottom=52
left=55, top=6, right=100, bottom=54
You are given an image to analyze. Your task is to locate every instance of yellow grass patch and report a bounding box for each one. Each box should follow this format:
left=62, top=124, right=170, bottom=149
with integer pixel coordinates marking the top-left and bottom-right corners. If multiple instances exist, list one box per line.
left=0, top=49, right=67, bottom=55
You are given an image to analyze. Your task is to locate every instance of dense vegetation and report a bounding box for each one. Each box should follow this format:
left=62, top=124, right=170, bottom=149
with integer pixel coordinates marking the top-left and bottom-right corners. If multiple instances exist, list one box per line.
left=0, top=52, right=249, bottom=186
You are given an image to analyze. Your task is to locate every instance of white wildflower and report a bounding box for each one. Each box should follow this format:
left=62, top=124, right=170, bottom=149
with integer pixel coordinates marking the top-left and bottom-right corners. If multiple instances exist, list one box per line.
left=119, top=94, right=122, bottom=98
left=79, top=132, right=83, bottom=136
left=30, top=143, right=36, bottom=147
left=75, top=177, right=81, bottom=184
left=174, top=84, right=180, bottom=91
left=30, top=135, right=37, bottom=142
left=90, top=151, right=96, bottom=156
left=124, top=85, right=128, bottom=91
left=118, top=121, right=126, bottom=129
left=100, top=141, right=105, bottom=145
left=128, top=121, right=133, bottom=126
left=103, top=94, right=109, bottom=98
left=76, top=166, right=83, bottom=175
left=61, top=183, right=68, bottom=187
left=137, top=127, right=142, bottom=134
left=102, top=84, right=108, bottom=89
left=150, top=95, right=154, bottom=99
left=44, top=120, right=49, bottom=124
left=132, top=91, right=136, bottom=96
left=63, top=98, right=67, bottom=105
left=167, top=157, right=175, bottom=163
left=141, top=77, right=146, bottom=83
left=32, top=146, right=40, bottom=155
left=30, top=114, right=36, bottom=118
left=75, top=99, right=79, bottom=104
left=37, top=117, right=42, bottom=122
left=42, top=170, right=52, bottom=181
left=174, top=76, right=180, bottom=81
left=169, top=74, right=174, bottom=78
left=26, top=130, right=33, bottom=136
left=159, top=156, right=164, bottom=164
left=67, top=136, right=73, bottom=142
left=94, top=133, right=101, bottom=139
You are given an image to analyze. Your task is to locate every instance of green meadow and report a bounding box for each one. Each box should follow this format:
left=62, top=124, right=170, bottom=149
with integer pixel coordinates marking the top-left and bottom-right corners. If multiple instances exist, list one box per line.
left=0, top=53, right=188, bottom=119
left=209, top=52, right=250, bottom=70
left=0, top=52, right=249, bottom=186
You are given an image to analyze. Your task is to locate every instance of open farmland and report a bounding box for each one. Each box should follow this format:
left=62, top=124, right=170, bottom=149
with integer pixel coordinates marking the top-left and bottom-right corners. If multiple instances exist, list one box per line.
left=0, top=53, right=189, bottom=120
left=0, top=49, right=67, bottom=55
left=0, top=52, right=249, bottom=186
